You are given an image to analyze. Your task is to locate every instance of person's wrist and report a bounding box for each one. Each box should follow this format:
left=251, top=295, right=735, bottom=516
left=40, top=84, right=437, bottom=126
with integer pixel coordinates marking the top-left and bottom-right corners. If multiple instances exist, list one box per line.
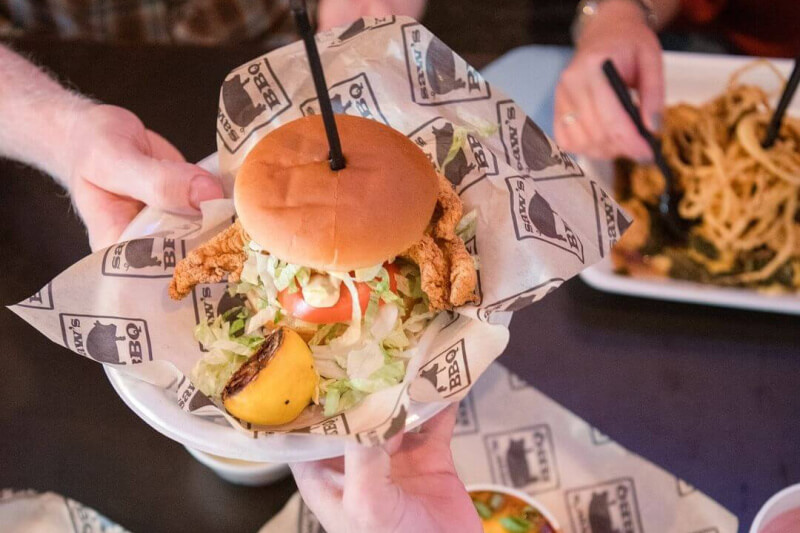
left=573, top=0, right=650, bottom=47
left=51, top=95, right=96, bottom=190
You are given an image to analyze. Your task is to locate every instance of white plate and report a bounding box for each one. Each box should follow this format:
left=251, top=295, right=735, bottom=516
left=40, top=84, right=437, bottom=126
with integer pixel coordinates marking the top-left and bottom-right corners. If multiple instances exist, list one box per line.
left=579, top=51, right=800, bottom=315
left=104, top=153, right=448, bottom=463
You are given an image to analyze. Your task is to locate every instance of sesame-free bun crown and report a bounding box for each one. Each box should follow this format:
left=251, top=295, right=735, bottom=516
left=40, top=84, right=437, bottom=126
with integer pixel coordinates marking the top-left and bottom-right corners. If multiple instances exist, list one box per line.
left=234, top=114, right=438, bottom=271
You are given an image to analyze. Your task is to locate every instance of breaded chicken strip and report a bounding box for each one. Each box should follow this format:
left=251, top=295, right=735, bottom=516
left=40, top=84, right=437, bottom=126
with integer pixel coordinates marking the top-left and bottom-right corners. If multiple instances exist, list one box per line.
left=402, top=234, right=450, bottom=311
left=169, top=220, right=249, bottom=300
left=441, top=238, right=478, bottom=307
left=432, top=173, right=463, bottom=241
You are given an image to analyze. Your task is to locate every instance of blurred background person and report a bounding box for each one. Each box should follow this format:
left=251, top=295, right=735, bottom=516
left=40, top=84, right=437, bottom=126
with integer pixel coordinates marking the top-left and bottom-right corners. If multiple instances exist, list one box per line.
left=0, top=0, right=424, bottom=47
left=555, top=0, right=800, bottom=160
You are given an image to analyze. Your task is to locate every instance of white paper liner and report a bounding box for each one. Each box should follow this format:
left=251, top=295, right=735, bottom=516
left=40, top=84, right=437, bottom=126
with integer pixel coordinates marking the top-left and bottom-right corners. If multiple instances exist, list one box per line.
left=10, top=17, right=629, bottom=447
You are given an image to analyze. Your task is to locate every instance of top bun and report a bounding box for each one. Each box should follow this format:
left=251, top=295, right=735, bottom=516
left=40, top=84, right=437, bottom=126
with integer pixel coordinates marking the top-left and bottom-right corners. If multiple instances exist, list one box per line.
left=234, top=114, right=439, bottom=272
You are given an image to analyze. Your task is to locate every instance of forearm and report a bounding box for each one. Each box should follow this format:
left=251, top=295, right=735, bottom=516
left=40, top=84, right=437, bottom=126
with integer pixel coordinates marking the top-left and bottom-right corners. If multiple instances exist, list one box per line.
left=0, top=44, right=93, bottom=186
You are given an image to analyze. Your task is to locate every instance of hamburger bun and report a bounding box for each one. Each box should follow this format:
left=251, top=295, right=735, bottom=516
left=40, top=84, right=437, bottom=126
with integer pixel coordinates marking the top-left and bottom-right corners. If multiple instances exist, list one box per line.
left=234, top=115, right=438, bottom=271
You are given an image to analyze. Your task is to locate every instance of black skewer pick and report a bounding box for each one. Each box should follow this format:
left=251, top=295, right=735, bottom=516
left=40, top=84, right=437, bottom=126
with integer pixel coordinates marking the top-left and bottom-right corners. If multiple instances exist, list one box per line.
left=602, top=59, right=687, bottom=241
left=290, top=0, right=345, bottom=171
left=762, top=56, right=800, bottom=149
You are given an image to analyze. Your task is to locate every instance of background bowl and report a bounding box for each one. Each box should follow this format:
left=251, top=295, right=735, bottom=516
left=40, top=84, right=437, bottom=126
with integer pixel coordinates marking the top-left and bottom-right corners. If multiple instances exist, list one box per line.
left=466, top=483, right=560, bottom=531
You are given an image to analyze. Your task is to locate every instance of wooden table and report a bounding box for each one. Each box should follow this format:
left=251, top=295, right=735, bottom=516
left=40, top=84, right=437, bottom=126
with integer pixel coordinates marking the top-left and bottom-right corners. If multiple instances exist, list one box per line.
left=1, top=38, right=798, bottom=531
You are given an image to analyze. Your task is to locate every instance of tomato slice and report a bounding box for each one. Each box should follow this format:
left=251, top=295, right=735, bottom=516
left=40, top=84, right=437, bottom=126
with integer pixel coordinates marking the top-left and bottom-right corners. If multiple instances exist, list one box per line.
left=278, top=263, right=398, bottom=324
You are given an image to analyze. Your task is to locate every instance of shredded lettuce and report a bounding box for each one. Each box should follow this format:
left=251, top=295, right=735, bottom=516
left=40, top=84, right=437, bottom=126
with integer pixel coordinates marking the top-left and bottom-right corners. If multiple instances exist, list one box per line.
left=456, top=209, right=478, bottom=242
left=191, top=311, right=264, bottom=398
left=191, top=240, right=443, bottom=416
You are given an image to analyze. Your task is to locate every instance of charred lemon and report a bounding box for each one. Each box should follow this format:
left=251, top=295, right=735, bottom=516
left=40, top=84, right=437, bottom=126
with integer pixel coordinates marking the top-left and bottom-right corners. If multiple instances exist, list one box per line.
left=222, top=327, right=317, bottom=425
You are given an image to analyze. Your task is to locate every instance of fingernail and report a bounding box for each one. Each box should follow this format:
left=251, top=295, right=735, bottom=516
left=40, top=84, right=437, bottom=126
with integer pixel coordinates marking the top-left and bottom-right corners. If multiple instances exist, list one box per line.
left=189, top=174, right=223, bottom=210
left=650, top=113, right=663, bottom=132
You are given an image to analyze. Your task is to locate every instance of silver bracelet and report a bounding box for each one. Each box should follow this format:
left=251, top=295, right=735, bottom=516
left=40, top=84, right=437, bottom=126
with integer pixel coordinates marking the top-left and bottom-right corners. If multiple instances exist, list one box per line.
left=571, top=0, right=658, bottom=44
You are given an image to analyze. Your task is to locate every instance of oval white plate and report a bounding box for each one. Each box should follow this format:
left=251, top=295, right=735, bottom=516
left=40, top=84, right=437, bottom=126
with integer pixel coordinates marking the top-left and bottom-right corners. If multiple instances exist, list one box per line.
left=579, top=52, right=800, bottom=315
left=104, top=153, right=448, bottom=462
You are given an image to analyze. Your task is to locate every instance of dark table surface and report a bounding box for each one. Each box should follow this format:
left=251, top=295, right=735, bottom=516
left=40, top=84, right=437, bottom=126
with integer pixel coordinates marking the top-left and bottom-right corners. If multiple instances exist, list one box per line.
left=1, top=37, right=799, bottom=533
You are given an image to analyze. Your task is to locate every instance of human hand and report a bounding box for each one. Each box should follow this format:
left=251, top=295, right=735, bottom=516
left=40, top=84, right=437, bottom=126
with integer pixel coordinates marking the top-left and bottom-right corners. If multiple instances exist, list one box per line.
left=554, top=0, right=664, bottom=160
left=63, top=104, right=223, bottom=250
left=317, top=0, right=426, bottom=32
left=290, top=404, right=482, bottom=533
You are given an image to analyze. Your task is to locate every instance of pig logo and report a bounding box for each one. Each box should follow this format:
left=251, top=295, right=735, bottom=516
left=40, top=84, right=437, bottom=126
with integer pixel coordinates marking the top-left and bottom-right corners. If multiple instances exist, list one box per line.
left=591, top=181, right=631, bottom=257
left=454, top=393, right=479, bottom=436
left=477, top=278, right=564, bottom=322
left=588, top=492, right=616, bottom=533
left=565, top=478, right=643, bottom=533
left=337, top=18, right=367, bottom=41
left=327, top=16, right=395, bottom=47
left=222, top=74, right=266, bottom=128
left=300, top=73, right=390, bottom=126
left=484, top=425, right=559, bottom=494
left=617, top=209, right=632, bottom=234
left=86, top=321, right=125, bottom=363
left=507, top=438, right=540, bottom=488
left=432, top=123, right=476, bottom=186
left=217, top=59, right=291, bottom=154
left=528, top=192, right=566, bottom=242
left=402, top=23, right=491, bottom=105
left=192, top=284, right=245, bottom=350
left=383, top=405, right=407, bottom=440
left=217, top=291, right=247, bottom=318
left=124, top=239, right=161, bottom=269
left=102, top=238, right=181, bottom=278
left=60, top=314, right=152, bottom=365
left=417, top=339, right=470, bottom=398
left=497, top=100, right=584, bottom=180
left=329, top=94, right=351, bottom=115
left=506, top=176, right=585, bottom=262
left=407, top=117, right=498, bottom=194
left=425, top=37, right=466, bottom=95
left=419, top=363, right=446, bottom=393
left=522, top=117, right=561, bottom=171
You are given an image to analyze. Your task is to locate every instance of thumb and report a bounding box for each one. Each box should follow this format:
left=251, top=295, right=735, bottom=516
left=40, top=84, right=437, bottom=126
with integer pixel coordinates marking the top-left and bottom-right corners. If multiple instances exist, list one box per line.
left=95, top=146, right=224, bottom=215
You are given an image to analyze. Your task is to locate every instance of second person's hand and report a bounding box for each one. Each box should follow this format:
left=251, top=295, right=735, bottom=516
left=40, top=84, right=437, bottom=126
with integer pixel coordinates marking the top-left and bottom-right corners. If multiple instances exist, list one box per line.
left=554, top=0, right=664, bottom=161
left=290, top=404, right=482, bottom=533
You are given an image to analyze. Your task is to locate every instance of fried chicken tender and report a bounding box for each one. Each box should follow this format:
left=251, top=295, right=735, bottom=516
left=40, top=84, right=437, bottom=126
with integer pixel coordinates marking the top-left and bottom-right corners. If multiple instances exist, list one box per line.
left=432, top=173, right=463, bottom=240
left=403, top=175, right=478, bottom=310
left=441, top=238, right=478, bottom=307
left=403, top=234, right=450, bottom=311
left=169, top=220, right=249, bottom=300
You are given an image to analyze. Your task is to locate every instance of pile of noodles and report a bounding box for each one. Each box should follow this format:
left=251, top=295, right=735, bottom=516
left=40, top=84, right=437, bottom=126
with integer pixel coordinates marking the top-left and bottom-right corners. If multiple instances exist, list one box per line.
left=620, top=61, right=800, bottom=288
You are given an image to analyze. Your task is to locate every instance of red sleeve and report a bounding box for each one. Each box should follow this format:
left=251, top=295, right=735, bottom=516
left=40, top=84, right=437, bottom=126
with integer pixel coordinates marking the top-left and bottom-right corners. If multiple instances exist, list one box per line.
left=680, top=0, right=728, bottom=24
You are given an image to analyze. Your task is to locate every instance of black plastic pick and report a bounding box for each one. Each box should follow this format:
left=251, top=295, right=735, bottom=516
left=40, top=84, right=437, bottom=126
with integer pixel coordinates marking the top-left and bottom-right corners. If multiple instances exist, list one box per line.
left=290, top=0, right=345, bottom=170
left=602, top=59, right=687, bottom=241
left=762, top=56, right=800, bottom=149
